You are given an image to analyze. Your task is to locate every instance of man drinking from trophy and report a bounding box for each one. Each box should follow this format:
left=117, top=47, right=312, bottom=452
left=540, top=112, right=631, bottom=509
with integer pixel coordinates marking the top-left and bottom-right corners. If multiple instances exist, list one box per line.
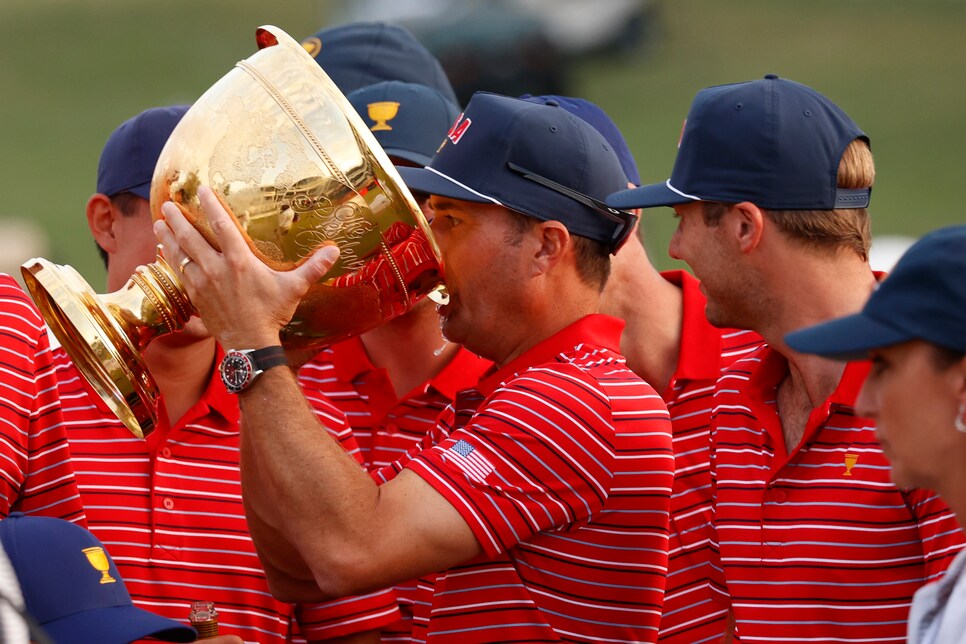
left=52, top=104, right=399, bottom=643
left=155, top=92, right=675, bottom=642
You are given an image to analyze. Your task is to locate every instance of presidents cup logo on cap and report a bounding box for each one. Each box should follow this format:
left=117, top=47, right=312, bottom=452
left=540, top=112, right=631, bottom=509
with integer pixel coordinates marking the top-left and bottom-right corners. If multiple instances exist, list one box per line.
left=82, top=546, right=117, bottom=584
left=367, top=101, right=400, bottom=131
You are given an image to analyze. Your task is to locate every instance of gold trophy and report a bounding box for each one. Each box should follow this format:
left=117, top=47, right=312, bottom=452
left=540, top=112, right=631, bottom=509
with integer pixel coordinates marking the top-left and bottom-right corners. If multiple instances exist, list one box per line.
left=21, top=26, right=445, bottom=439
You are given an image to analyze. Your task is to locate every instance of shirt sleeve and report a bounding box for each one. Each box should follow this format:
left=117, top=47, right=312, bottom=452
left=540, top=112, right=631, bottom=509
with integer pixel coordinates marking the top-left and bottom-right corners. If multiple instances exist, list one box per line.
left=295, top=590, right=401, bottom=640
left=405, top=365, right=620, bottom=558
left=0, top=276, right=85, bottom=524
left=903, top=487, right=966, bottom=582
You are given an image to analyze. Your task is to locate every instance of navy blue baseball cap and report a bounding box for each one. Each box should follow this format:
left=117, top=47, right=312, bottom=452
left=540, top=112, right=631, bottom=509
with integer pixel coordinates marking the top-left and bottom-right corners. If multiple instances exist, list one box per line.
left=0, top=512, right=196, bottom=643
left=348, top=81, right=460, bottom=166
left=97, top=105, right=189, bottom=200
left=301, top=22, right=459, bottom=106
left=608, top=75, right=871, bottom=211
left=520, top=94, right=641, bottom=186
left=398, top=92, right=638, bottom=254
left=786, top=225, right=966, bottom=360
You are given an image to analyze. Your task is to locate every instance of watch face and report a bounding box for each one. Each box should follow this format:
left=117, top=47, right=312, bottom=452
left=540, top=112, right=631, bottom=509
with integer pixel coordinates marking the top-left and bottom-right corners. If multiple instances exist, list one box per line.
left=220, top=351, right=254, bottom=394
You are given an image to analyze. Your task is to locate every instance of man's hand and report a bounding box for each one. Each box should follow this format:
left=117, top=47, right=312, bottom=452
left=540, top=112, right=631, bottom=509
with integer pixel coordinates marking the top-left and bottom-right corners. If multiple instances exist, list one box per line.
left=153, top=186, right=340, bottom=350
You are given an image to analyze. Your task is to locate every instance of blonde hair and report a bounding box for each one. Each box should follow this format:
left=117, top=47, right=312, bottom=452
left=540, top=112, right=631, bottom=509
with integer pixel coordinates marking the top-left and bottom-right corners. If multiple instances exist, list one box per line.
left=765, top=138, right=875, bottom=260
left=700, top=139, right=875, bottom=261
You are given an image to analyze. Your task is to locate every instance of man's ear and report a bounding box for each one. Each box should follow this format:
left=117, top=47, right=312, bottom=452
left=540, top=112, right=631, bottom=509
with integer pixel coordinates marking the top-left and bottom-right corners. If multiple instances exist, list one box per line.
left=87, top=193, right=118, bottom=256
left=954, top=353, right=966, bottom=410
left=730, top=201, right=765, bottom=254
left=532, top=220, right=570, bottom=274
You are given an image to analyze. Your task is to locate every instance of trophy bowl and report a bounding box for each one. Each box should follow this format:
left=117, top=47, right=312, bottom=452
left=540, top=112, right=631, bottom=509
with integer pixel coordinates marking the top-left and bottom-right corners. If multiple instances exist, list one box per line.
left=21, top=25, right=445, bottom=439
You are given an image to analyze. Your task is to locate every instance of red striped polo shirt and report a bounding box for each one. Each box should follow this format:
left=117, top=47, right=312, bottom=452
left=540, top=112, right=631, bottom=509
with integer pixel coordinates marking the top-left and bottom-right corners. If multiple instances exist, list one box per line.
left=710, top=346, right=965, bottom=643
left=0, top=275, right=84, bottom=523
left=658, top=271, right=762, bottom=643
left=298, top=337, right=491, bottom=640
left=376, top=314, right=675, bottom=643
left=53, top=347, right=398, bottom=642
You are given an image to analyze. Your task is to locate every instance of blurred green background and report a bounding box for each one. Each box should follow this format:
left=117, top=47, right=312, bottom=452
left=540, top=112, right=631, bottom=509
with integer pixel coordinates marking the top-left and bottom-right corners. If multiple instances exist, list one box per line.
left=1, top=0, right=963, bottom=291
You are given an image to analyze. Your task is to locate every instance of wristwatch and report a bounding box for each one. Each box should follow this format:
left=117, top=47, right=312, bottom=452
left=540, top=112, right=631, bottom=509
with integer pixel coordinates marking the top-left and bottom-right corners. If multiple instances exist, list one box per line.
left=219, top=346, right=289, bottom=394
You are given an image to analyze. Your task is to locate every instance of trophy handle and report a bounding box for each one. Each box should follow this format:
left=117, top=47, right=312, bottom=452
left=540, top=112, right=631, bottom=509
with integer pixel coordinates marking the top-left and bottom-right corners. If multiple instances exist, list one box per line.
left=21, top=253, right=193, bottom=438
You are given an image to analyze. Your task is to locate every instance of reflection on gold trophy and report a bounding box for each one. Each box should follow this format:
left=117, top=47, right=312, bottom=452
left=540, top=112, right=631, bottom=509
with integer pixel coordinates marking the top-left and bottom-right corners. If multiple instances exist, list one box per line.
left=82, top=546, right=116, bottom=584
left=367, top=101, right=400, bottom=131
left=21, top=25, right=446, bottom=439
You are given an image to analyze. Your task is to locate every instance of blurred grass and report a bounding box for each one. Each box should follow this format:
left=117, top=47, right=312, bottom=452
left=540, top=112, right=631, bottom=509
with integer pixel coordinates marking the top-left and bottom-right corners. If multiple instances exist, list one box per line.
left=1, top=0, right=964, bottom=287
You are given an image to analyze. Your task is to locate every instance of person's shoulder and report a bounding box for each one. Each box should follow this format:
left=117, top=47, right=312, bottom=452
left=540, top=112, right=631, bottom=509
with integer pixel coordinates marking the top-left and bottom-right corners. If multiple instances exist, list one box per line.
left=0, top=275, right=40, bottom=319
left=502, top=348, right=654, bottom=403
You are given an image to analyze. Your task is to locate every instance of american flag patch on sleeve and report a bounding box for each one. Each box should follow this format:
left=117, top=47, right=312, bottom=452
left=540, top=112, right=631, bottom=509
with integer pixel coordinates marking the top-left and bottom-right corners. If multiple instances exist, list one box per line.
left=445, top=438, right=495, bottom=484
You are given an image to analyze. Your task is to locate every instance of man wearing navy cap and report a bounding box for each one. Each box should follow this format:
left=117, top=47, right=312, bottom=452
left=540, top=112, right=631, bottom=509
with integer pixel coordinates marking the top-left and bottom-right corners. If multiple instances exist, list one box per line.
left=156, top=92, right=675, bottom=642
left=54, top=106, right=384, bottom=644
left=607, top=75, right=964, bottom=642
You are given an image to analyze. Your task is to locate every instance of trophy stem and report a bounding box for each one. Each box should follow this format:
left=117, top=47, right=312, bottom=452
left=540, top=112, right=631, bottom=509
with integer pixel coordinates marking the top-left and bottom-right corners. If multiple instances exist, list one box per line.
left=21, top=255, right=194, bottom=439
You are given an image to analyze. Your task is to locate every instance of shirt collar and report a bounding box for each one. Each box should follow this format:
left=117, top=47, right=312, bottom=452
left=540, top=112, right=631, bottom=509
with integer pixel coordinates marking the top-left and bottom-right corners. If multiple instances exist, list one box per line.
left=748, top=345, right=871, bottom=409
left=432, top=348, right=493, bottom=400
left=328, top=337, right=491, bottom=402
left=662, top=270, right=722, bottom=383
left=330, top=337, right=374, bottom=382
left=476, top=314, right=625, bottom=397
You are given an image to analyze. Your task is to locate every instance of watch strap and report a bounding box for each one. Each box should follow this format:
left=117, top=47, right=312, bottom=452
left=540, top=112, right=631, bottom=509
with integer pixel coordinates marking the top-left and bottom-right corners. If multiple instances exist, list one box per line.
left=249, top=345, right=288, bottom=372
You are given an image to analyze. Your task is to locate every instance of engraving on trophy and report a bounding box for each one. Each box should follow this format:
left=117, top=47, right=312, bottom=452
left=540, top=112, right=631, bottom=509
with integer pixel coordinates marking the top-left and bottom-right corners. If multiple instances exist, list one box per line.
left=295, top=200, right=374, bottom=271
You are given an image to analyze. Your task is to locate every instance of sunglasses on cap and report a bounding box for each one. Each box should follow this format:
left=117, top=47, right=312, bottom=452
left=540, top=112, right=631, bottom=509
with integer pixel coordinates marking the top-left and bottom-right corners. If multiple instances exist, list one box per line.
left=507, top=162, right=638, bottom=254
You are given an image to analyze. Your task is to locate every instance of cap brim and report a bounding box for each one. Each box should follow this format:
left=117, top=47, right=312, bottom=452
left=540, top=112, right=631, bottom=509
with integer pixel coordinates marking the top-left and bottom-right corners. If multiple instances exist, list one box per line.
left=606, top=181, right=694, bottom=210
left=785, top=312, right=913, bottom=361
left=386, top=148, right=434, bottom=168
left=397, top=167, right=497, bottom=206
left=43, top=604, right=197, bottom=644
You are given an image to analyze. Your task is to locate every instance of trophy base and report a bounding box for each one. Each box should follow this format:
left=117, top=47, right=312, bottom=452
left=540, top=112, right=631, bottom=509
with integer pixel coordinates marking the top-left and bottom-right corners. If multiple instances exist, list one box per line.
left=21, top=258, right=159, bottom=439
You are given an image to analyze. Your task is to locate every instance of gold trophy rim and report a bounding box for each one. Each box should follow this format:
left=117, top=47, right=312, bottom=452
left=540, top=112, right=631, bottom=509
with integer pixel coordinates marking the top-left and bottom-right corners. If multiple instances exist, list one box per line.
left=21, top=257, right=159, bottom=439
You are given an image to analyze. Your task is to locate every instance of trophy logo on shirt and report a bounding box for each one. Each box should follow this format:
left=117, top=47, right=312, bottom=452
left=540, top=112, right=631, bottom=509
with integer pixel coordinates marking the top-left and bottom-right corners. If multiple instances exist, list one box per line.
left=82, top=546, right=116, bottom=584
left=843, top=453, right=859, bottom=476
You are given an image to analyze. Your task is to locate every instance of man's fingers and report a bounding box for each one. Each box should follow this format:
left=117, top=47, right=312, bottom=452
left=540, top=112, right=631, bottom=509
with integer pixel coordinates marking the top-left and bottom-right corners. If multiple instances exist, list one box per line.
left=158, top=200, right=218, bottom=266
left=296, top=244, right=341, bottom=287
left=153, top=212, right=181, bottom=258
left=199, top=186, right=247, bottom=257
